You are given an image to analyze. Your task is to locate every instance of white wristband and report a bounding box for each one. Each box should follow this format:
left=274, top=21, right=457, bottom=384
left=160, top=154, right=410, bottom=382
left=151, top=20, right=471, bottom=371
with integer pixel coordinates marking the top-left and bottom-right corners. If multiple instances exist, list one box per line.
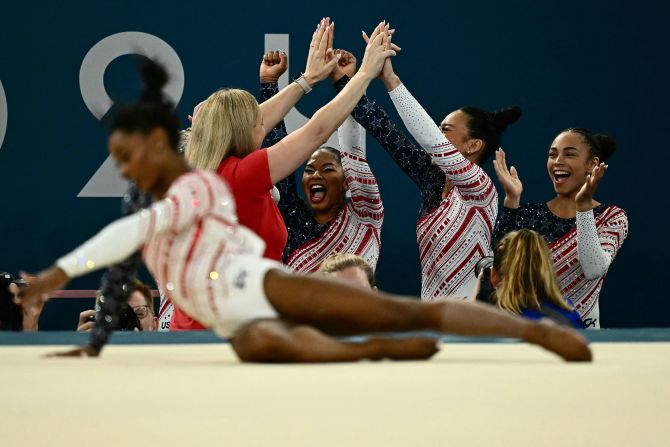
left=294, top=74, right=312, bottom=94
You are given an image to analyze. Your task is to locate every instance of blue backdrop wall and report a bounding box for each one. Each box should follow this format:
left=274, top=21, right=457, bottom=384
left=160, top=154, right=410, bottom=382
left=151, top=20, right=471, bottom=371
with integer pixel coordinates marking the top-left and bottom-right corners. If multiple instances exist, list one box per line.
left=0, top=0, right=668, bottom=328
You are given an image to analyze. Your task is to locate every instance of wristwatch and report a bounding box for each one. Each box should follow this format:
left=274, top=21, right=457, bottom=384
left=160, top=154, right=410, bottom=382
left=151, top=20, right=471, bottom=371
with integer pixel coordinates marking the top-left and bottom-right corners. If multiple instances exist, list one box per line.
left=294, top=73, right=312, bottom=94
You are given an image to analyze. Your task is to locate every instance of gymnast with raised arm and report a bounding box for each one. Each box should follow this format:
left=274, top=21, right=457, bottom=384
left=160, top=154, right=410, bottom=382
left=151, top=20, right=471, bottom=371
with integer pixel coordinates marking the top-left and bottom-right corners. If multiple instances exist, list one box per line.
left=258, top=50, right=383, bottom=273
left=492, top=130, right=628, bottom=328
left=330, top=23, right=521, bottom=300
left=14, top=33, right=591, bottom=363
left=169, top=18, right=379, bottom=330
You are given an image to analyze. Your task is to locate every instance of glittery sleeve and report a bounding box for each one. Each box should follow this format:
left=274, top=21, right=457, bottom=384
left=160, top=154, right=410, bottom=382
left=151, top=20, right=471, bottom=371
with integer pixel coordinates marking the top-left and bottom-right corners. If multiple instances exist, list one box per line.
left=333, top=75, right=444, bottom=218
left=260, top=82, right=287, bottom=147
left=388, top=84, right=496, bottom=207
left=56, top=213, right=146, bottom=278
left=57, top=172, right=227, bottom=278
left=576, top=207, right=628, bottom=279
left=339, top=115, right=383, bottom=227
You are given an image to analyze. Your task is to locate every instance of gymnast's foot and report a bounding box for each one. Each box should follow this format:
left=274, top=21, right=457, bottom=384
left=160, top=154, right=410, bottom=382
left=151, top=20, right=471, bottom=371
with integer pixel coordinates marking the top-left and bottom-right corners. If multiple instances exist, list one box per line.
left=524, top=321, right=592, bottom=362
left=370, top=337, right=440, bottom=361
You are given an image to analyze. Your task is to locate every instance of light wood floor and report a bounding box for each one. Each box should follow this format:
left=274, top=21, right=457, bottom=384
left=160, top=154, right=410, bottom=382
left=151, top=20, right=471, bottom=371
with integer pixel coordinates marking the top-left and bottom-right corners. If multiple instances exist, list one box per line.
left=2, top=342, right=669, bottom=446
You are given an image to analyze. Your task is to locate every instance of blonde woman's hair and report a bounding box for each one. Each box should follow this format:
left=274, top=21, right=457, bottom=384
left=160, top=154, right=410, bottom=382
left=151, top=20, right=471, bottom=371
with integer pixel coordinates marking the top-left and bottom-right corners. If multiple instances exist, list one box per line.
left=493, top=229, right=571, bottom=314
left=185, top=88, right=260, bottom=170
left=318, top=253, right=375, bottom=288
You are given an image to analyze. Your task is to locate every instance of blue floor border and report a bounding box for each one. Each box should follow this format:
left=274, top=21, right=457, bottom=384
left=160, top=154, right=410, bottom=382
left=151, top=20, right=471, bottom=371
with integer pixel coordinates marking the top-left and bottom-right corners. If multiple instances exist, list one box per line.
left=1, top=328, right=669, bottom=346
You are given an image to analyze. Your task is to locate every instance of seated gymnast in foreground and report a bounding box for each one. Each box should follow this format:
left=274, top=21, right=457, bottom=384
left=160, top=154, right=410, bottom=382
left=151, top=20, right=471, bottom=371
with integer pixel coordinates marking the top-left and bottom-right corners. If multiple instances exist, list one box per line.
left=14, top=53, right=591, bottom=363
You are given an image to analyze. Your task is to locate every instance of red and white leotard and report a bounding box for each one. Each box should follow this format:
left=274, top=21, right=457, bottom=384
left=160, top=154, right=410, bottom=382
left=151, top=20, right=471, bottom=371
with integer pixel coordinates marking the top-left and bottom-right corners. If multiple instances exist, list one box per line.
left=388, top=84, right=498, bottom=299
left=283, top=116, right=384, bottom=272
left=57, top=170, right=280, bottom=336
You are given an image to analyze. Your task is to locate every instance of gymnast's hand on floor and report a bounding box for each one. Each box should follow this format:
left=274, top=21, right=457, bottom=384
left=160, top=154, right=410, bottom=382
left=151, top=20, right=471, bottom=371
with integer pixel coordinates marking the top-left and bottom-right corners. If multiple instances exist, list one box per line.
left=13, top=266, right=69, bottom=309
left=260, top=50, right=288, bottom=83
left=45, top=346, right=100, bottom=358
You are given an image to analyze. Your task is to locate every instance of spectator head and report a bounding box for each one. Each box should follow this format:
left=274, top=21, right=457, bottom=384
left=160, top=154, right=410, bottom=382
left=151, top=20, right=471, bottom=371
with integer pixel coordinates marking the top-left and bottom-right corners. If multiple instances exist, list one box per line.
left=491, top=229, right=571, bottom=314
left=185, top=88, right=262, bottom=170
left=318, top=254, right=376, bottom=290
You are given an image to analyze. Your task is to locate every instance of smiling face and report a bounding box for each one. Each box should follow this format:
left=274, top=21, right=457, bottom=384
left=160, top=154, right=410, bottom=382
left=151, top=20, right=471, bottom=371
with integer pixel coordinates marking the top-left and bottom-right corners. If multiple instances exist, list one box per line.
left=301, top=148, right=346, bottom=215
left=439, top=110, right=472, bottom=155
left=547, top=131, right=599, bottom=196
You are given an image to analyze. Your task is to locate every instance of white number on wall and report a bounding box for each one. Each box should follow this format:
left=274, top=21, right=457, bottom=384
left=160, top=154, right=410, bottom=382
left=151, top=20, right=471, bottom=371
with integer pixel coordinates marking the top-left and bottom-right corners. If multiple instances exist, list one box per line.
left=78, top=32, right=184, bottom=197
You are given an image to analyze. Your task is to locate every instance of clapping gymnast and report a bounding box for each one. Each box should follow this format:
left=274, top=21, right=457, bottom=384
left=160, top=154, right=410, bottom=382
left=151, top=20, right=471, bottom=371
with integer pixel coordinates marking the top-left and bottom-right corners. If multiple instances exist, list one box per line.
left=492, top=129, right=628, bottom=328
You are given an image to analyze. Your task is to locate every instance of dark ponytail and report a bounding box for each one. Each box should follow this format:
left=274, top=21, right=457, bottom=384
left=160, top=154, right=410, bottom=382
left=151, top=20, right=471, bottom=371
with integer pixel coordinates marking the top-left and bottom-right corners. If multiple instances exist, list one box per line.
left=110, top=58, right=181, bottom=151
left=139, top=59, right=169, bottom=104
left=459, top=105, right=522, bottom=164
left=566, top=128, right=616, bottom=162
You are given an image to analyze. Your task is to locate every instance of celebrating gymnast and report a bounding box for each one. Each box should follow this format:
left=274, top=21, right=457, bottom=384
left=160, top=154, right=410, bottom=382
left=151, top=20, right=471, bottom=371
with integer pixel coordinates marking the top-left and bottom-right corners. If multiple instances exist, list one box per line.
left=169, top=18, right=377, bottom=329
left=330, top=23, right=520, bottom=300
left=258, top=50, right=383, bottom=272
left=492, top=129, right=628, bottom=328
left=14, top=38, right=590, bottom=363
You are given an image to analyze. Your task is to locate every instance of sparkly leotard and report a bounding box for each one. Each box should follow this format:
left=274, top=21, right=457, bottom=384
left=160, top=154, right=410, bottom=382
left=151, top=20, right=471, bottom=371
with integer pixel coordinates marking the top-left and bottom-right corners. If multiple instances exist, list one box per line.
left=58, top=171, right=280, bottom=341
left=336, top=77, right=497, bottom=299
left=261, top=82, right=384, bottom=272
left=493, top=203, right=628, bottom=328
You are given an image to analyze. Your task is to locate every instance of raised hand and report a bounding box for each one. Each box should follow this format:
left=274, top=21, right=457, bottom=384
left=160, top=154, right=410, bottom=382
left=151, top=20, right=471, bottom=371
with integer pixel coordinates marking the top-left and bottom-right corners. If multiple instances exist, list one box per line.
left=493, top=148, right=523, bottom=208
left=13, top=266, right=69, bottom=310
left=362, top=21, right=401, bottom=89
left=329, top=49, right=357, bottom=82
left=575, top=162, right=608, bottom=211
left=260, top=50, right=288, bottom=83
left=362, top=21, right=402, bottom=53
left=303, top=17, right=339, bottom=86
left=358, top=22, right=397, bottom=81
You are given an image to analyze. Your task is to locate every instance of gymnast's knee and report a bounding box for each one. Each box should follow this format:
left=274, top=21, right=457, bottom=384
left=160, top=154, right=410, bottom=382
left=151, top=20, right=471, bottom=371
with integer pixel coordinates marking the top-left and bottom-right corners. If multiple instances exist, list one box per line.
left=231, top=320, right=294, bottom=363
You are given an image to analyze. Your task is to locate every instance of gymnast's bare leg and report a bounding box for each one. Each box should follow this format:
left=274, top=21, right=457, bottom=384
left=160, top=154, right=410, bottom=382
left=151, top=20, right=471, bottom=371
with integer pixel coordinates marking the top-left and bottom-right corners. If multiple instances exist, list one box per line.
left=231, top=269, right=592, bottom=363
left=232, top=320, right=438, bottom=363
